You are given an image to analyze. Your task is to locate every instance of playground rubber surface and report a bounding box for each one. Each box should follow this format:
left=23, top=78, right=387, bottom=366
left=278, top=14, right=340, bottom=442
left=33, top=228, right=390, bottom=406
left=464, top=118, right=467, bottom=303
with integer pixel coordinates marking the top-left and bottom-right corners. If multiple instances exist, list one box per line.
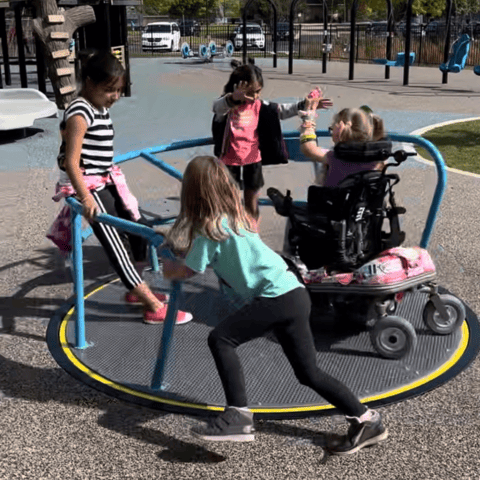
left=1, top=58, right=480, bottom=478
left=47, top=272, right=479, bottom=419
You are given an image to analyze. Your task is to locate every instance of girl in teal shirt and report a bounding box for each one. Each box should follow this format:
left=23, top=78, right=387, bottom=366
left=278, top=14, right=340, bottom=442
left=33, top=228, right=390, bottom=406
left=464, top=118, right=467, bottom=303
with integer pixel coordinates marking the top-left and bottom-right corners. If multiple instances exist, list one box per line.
left=163, top=155, right=387, bottom=455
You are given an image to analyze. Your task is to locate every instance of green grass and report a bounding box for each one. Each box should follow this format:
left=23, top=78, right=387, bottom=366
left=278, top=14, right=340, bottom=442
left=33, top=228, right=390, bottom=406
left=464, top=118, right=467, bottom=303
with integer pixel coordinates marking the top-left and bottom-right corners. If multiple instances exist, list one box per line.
left=418, top=120, right=480, bottom=175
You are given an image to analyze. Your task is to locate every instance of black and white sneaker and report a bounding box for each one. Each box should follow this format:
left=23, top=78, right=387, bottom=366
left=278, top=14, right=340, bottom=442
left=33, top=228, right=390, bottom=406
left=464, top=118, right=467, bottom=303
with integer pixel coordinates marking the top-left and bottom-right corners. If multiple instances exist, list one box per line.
left=191, top=407, right=255, bottom=442
left=327, top=409, right=388, bottom=455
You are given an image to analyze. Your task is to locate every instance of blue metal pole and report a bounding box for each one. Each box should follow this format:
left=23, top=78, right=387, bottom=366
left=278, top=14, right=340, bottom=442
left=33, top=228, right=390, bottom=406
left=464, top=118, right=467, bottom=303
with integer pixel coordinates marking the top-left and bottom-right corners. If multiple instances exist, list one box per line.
left=149, top=243, right=160, bottom=272
left=150, top=245, right=184, bottom=390
left=113, top=137, right=214, bottom=166
left=67, top=197, right=164, bottom=246
left=71, top=207, right=87, bottom=349
left=139, top=152, right=183, bottom=181
left=97, top=212, right=163, bottom=245
left=389, top=133, right=447, bottom=249
left=67, top=197, right=164, bottom=335
left=150, top=280, right=182, bottom=390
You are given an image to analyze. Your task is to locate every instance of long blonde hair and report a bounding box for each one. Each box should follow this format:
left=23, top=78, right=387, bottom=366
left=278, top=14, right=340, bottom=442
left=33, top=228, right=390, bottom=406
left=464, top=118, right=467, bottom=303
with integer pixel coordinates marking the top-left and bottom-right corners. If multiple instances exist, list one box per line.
left=332, top=108, right=385, bottom=144
left=167, top=156, right=254, bottom=251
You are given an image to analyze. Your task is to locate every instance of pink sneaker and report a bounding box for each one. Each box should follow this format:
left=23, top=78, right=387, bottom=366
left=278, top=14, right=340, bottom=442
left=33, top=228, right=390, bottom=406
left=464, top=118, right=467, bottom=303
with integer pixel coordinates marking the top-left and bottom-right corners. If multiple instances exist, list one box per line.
left=125, top=291, right=169, bottom=305
left=143, top=305, right=193, bottom=325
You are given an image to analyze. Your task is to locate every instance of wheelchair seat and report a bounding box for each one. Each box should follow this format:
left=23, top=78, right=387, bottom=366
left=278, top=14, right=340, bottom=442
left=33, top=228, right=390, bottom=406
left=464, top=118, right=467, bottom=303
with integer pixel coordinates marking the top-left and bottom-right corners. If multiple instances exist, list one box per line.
left=268, top=142, right=409, bottom=272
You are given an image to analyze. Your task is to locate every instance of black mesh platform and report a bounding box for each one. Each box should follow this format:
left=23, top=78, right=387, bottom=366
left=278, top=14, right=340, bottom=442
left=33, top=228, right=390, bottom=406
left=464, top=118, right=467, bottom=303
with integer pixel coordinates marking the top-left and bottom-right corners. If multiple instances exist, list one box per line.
left=47, top=270, right=480, bottom=419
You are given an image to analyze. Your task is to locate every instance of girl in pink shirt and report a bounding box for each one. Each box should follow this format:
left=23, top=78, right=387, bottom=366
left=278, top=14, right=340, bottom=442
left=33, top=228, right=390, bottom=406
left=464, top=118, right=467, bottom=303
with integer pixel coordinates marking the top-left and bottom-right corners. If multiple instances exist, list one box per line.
left=212, top=59, right=332, bottom=220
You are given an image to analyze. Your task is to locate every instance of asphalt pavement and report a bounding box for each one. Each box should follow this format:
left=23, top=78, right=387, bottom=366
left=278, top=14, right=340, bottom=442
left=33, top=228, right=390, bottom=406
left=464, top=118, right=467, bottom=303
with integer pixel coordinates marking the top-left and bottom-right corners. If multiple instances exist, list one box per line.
left=1, top=56, right=480, bottom=479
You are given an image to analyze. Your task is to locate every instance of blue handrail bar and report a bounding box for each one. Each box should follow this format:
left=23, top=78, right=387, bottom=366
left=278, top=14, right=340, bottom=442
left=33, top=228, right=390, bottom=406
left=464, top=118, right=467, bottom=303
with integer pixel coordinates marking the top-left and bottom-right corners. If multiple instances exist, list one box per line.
left=66, top=197, right=182, bottom=388
left=71, top=207, right=86, bottom=349
left=388, top=133, right=447, bottom=249
left=113, top=137, right=216, bottom=165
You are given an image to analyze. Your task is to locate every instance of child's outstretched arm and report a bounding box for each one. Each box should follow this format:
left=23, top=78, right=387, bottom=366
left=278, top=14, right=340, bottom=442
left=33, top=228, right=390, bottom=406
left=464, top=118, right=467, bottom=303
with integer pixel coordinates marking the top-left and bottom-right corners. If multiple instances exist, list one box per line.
left=275, top=86, right=333, bottom=120
left=299, top=88, right=329, bottom=163
left=307, top=86, right=333, bottom=109
left=63, top=115, right=99, bottom=220
left=300, top=126, right=329, bottom=163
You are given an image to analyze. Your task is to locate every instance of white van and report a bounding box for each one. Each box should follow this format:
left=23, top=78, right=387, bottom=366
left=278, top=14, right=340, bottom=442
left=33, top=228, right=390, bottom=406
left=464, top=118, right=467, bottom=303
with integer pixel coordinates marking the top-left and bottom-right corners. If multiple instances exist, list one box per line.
left=142, top=22, right=181, bottom=52
left=232, top=23, right=266, bottom=51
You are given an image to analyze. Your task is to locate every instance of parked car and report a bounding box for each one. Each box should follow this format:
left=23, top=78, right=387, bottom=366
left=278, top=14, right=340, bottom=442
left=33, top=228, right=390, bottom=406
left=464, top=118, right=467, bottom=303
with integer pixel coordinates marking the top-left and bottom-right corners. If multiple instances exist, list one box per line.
left=276, top=22, right=290, bottom=40
left=178, top=20, right=200, bottom=36
left=142, top=22, right=181, bottom=52
left=231, top=23, right=266, bottom=51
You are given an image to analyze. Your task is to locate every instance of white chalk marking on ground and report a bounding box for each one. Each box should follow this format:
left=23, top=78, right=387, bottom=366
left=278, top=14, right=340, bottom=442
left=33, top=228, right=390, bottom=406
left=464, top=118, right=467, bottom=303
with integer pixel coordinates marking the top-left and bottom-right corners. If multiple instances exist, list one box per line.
left=410, top=117, right=480, bottom=180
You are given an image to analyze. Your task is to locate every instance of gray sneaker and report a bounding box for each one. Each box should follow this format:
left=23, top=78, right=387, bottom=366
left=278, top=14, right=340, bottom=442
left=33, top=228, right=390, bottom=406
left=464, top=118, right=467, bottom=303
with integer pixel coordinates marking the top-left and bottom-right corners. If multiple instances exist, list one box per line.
left=191, top=407, right=255, bottom=442
left=327, top=409, right=388, bottom=455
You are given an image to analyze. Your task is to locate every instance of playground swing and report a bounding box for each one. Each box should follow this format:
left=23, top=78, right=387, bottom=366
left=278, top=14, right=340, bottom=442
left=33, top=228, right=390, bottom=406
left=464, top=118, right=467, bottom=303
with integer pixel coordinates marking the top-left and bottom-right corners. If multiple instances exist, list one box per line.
left=439, top=33, right=471, bottom=73
left=372, top=12, right=415, bottom=68
left=373, top=51, right=416, bottom=67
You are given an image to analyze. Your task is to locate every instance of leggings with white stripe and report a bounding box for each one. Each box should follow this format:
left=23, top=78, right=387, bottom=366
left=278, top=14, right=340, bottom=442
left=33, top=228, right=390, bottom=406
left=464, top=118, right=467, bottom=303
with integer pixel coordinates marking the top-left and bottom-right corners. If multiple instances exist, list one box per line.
left=89, top=185, right=147, bottom=291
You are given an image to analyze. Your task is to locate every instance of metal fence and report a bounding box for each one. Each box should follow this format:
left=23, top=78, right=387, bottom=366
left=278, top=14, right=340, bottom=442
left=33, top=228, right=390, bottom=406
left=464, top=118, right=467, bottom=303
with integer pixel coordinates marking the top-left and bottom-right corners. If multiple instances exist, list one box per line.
left=3, top=18, right=480, bottom=69
left=128, top=23, right=480, bottom=68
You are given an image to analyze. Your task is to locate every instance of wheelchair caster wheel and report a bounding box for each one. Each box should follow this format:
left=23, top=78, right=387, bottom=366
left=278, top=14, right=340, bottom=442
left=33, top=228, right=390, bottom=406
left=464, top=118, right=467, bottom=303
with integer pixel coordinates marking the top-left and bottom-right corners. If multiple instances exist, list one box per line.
left=371, top=316, right=417, bottom=360
left=423, top=294, right=465, bottom=335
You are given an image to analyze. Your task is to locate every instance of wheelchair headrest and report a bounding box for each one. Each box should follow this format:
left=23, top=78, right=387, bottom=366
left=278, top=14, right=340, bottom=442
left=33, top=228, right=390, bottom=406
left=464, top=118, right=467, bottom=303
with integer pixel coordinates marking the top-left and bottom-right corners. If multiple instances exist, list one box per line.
left=334, top=140, right=392, bottom=163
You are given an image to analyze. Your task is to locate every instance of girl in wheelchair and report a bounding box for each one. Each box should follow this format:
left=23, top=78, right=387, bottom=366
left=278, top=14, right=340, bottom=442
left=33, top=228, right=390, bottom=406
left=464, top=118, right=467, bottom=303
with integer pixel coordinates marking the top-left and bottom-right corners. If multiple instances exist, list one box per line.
left=270, top=92, right=401, bottom=274
left=269, top=96, right=460, bottom=360
left=299, top=91, right=386, bottom=187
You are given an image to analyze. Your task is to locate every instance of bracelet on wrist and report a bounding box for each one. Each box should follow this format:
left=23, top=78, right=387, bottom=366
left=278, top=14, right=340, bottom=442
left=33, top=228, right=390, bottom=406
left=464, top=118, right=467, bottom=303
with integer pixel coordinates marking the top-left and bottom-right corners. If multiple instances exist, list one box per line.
left=300, top=125, right=316, bottom=134
left=299, top=110, right=318, bottom=122
left=300, top=134, right=317, bottom=144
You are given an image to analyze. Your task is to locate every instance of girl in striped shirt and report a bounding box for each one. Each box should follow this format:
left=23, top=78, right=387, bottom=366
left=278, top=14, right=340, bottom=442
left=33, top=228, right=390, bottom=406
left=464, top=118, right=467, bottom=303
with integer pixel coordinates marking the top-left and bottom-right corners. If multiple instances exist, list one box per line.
left=51, top=50, right=191, bottom=325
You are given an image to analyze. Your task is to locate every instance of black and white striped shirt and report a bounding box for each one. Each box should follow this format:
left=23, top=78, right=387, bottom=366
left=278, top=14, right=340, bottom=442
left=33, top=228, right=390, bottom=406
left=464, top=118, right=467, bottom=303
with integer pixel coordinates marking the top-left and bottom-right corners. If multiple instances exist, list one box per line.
left=58, top=97, right=114, bottom=175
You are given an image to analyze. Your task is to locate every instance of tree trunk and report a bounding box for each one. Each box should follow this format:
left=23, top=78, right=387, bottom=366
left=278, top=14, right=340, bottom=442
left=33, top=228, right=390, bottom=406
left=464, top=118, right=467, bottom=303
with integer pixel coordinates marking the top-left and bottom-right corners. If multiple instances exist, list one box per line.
left=32, top=0, right=96, bottom=109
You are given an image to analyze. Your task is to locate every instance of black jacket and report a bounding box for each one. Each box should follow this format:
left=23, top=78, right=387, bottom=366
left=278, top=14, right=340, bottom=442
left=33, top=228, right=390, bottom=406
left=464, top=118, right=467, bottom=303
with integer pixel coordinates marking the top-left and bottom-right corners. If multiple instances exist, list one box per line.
left=212, top=98, right=305, bottom=166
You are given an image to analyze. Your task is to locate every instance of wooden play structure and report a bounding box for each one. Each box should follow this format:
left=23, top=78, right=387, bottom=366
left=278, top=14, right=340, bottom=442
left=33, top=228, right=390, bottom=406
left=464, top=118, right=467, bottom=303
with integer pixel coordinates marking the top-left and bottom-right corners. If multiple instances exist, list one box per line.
left=1, top=0, right=138, bottom=108
left=31, top=0, right=95, bottom=108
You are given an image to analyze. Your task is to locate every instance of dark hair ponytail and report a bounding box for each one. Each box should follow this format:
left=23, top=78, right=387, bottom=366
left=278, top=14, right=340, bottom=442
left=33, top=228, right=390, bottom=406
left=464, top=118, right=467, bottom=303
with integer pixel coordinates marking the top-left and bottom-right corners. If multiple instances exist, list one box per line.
left=78, top=49, right=125, bottom=87
left=223, top=57, right=263, bottom=94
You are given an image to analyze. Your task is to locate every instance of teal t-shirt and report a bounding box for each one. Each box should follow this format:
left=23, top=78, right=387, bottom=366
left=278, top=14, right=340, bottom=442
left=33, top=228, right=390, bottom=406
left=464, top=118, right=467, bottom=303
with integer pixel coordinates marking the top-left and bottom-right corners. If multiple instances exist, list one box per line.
left=185, top=219, right=303, bottom=302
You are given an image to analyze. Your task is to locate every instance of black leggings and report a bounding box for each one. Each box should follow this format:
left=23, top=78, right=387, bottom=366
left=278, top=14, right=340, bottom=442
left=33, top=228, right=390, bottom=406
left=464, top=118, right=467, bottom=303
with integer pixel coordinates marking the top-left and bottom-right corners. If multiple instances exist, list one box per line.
left=89, top=185, right=147, bottom=291
left=208, top=287, right=366, bottom=417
